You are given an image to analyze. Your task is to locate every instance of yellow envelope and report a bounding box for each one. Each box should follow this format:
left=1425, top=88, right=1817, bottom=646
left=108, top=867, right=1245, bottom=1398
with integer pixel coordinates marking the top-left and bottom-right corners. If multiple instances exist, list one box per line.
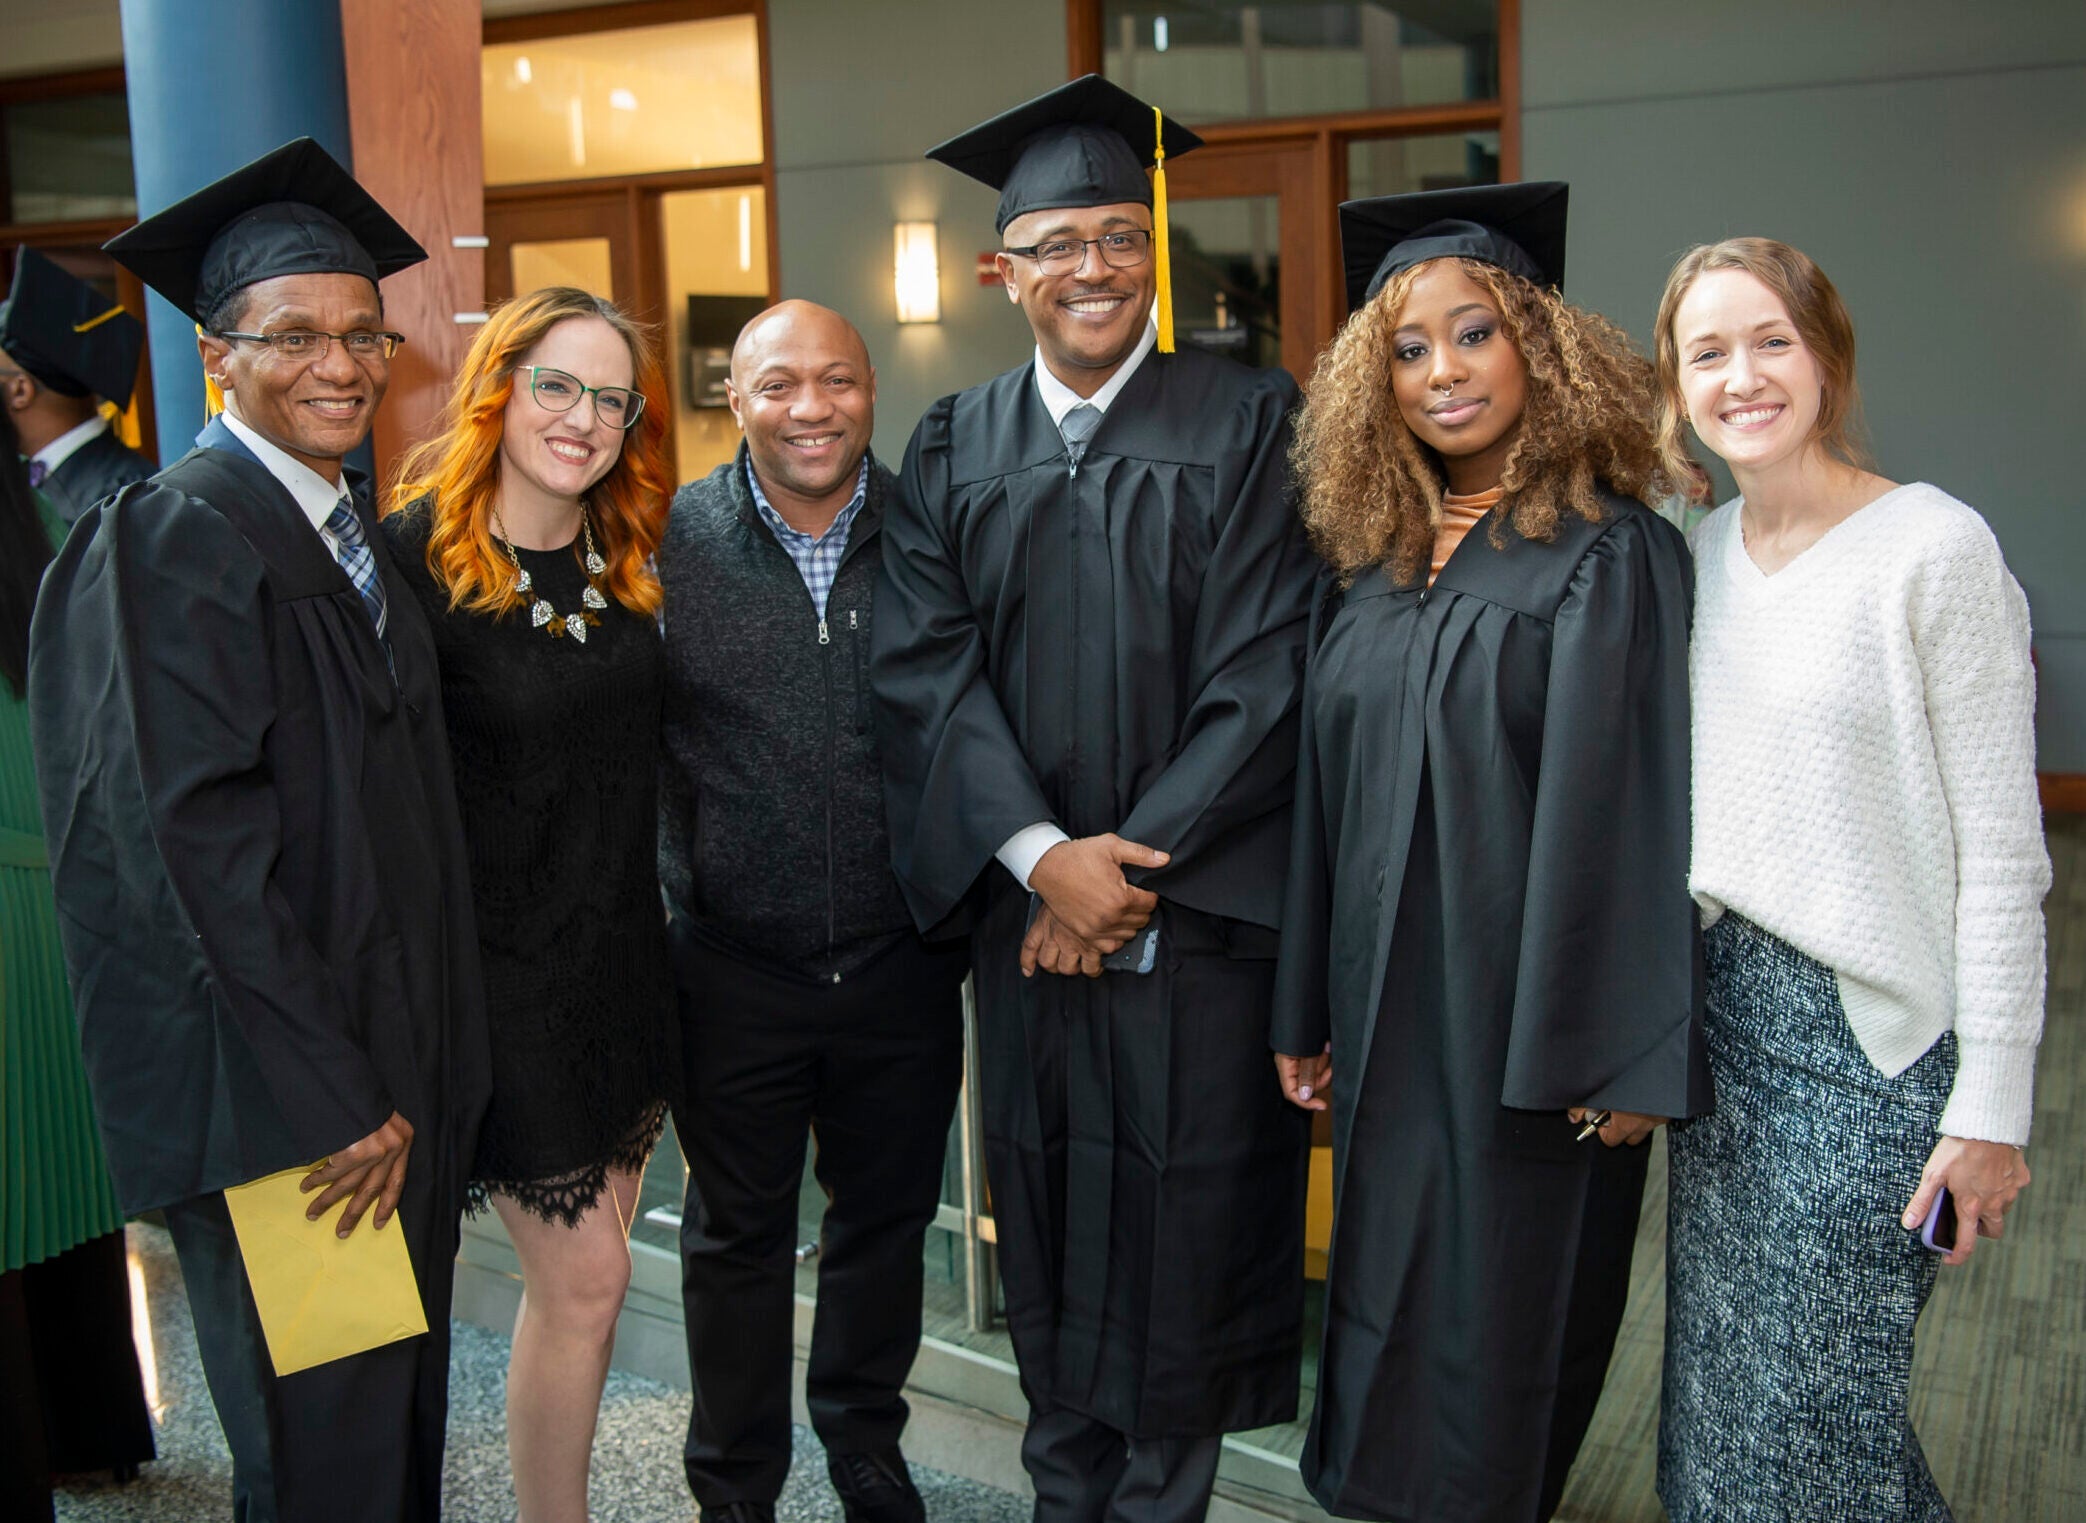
left=222, top=1163, right=427, bottom=1377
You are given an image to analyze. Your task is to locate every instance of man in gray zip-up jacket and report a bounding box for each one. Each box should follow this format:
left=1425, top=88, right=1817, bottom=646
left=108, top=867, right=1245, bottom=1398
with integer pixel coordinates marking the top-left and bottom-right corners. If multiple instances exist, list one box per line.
left=657, top=302, right=965, bottom=1523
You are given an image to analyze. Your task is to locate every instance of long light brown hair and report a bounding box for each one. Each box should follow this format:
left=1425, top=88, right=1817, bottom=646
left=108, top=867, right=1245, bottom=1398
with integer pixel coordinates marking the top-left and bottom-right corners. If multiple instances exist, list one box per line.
left=387, top=287, right=669, bottom=616
left=1294, top=257, right=1673, bottom=585
left=1652, top=237, right=1872, bottom=503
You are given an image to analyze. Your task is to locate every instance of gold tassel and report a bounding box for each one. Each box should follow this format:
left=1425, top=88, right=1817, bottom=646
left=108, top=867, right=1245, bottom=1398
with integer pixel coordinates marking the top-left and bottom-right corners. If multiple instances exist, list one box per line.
left=1152, top=105, right=1175, bottom=354
left=99, top=398, right=143, bottom=450
left=196, top=322, right=224, bottom=419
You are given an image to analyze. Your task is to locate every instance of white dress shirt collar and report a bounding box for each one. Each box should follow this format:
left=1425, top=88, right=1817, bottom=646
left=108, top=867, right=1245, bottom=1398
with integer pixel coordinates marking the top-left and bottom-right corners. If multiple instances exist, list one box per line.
left=1031, top=316, right=1159, bottom=428
left=218, top=408, right=350, bottom=538
left=31, top=413, right=110, bottom=477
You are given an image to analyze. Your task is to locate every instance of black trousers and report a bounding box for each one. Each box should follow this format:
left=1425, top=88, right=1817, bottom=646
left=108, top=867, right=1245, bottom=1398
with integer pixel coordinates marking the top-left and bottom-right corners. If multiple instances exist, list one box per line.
left=159, top=1166, right=462, bottom=1523
left=673, top=931, right=965, bottom=1508
left=1022, top=1401, right=1223, bottom=1523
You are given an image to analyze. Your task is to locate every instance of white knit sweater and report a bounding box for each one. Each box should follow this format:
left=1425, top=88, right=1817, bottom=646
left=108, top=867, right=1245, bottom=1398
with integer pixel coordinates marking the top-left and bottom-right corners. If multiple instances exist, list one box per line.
left=1688, top=483, right=2050, bottom=1145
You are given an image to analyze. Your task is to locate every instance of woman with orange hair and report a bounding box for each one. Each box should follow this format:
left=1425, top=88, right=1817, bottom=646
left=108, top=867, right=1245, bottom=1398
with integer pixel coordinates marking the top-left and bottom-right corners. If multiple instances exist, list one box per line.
left=1270, top=184, right=1708, bottom=1522
left=381, top=286, right=675, bottom=1523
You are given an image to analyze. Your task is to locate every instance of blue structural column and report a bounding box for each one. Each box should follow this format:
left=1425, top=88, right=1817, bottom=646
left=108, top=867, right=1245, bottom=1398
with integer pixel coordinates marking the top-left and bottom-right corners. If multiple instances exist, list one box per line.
left=119, top=0, right=353, bottom=465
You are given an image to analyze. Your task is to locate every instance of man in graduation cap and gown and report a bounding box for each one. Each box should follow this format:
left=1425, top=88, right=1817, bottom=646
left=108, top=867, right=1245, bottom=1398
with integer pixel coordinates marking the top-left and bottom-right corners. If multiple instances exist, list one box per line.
left=1270, top=184, right=1708, bottom=1522
left=0, top=246, right=153, bottom=525
left=872, top=76, right=1318, bottom=1523
left=27, top=138, right=490, bottom=1523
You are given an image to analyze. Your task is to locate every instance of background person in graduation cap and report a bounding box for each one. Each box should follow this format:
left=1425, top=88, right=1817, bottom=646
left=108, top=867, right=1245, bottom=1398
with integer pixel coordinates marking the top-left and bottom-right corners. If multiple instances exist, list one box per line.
left=0, top=404, right=156, bottom=1521
left=0, top=246, right=153, bottom=526
left=1268, top=183, right=1710, bottom=1522
left=873, top=75, right=1318, bottom=1523
left=27, top=138, right=490, bottom=1523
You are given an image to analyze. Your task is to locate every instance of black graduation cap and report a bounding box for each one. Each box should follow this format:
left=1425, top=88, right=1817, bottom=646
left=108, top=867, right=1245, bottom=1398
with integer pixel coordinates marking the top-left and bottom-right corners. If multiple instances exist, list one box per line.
left=103, top=137, right=426, bottom=324
left=1340, top=181, right=1570, bottom=314
left=927, top=74, right=1203, bottom=235
left=927, top=75, right=1202, bottom=352
left=0, top=246, right=144, bottom=405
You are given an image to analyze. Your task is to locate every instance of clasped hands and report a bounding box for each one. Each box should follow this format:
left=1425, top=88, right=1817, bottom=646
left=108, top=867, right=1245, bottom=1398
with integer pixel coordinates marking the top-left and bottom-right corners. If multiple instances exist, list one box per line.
left=299, top=1109, right=414, bottom=1238
left=1020, top=833, right=1169, bottom=978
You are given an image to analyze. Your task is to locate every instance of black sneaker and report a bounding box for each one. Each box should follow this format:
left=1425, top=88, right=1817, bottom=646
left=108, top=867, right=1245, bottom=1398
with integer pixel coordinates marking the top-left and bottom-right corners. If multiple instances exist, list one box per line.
left=827, top=1447, right=927, bottom=1523
left=701, top=1503, right=777, bottom=1523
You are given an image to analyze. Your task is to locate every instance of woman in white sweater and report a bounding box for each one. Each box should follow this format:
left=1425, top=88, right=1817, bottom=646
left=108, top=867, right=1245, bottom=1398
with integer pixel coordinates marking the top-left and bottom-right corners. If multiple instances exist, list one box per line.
left=1650, top=237, right=2049, bottom=1521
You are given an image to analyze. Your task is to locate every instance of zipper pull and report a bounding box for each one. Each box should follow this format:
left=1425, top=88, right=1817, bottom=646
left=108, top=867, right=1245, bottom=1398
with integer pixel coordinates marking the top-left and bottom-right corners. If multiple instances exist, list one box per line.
left=849, top=609, right=859, bottom=630
left=818, top=617, right=830, bottom=646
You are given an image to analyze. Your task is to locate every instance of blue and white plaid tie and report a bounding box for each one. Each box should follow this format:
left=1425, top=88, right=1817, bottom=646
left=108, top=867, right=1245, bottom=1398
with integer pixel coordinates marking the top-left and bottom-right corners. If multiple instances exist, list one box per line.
left=324, top=493, right=389, bottom=644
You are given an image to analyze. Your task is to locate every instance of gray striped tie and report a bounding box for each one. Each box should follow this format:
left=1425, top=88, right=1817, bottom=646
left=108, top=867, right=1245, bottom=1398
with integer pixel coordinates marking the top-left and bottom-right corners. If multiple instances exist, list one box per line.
left=1060, top=402, right=1101, bottom=474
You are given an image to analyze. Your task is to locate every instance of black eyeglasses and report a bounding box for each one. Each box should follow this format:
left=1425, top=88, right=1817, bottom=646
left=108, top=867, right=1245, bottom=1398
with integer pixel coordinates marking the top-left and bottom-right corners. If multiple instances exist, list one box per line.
left=1002, top=229, right=1154, bottom=276
left=217, top=329, right=405, bottom=362
left=524, top=366, right=646, bottom=430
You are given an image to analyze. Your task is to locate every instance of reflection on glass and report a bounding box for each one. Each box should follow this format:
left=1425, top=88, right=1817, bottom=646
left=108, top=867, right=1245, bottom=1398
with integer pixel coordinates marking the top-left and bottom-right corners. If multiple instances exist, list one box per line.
left=659, top=186, right=769, bottom=480
left=1169, top=195, right=1283, bottom=370
left=4, top=94, right=135, bottom=223
left=1347, top=128, right=1500, bottom=200
left=509, top=237, right=615, bottom=300
left=483, top=16, right=763, bottom=184
left=1103, top=1, right=1499, bottom=123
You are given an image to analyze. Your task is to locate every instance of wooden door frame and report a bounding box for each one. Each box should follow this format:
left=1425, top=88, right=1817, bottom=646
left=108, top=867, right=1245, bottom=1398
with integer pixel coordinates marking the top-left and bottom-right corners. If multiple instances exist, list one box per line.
left=1161, top=137, right=1322, bottom=382
left=481, top=0, right=782, bottom=303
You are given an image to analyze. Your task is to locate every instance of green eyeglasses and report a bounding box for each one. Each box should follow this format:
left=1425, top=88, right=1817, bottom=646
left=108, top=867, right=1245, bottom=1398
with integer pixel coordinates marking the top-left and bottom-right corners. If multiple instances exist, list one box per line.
left=525, top=366, right=645, bottom=430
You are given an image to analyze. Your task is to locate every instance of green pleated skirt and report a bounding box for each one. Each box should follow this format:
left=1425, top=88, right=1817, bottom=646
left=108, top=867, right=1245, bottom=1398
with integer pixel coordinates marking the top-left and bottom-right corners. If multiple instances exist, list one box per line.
left=2, top=806, right=127, bottom=1275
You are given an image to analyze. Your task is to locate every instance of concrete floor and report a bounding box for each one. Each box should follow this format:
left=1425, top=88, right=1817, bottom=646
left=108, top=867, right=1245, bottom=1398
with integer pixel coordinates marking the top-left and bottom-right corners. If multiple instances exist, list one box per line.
left=52, top=1221, right=1030, bottom=1523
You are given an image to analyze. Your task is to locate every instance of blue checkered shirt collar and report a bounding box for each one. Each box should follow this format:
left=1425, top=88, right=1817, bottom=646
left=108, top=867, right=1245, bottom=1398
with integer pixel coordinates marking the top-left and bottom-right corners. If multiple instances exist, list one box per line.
left=745, top=455, right=869, bottom=620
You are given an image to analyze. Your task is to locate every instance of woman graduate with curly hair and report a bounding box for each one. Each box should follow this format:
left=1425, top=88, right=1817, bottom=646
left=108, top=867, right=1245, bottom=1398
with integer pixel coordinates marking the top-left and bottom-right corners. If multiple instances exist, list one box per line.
left=382, top=286, right=675, bottom=1523
left=1270, top=183, right=1710, bottom=1523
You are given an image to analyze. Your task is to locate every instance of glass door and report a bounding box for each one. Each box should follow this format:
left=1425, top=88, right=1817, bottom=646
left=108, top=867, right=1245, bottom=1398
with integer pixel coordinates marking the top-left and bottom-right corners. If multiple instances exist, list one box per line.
left=1161, top=139, right=1325, bottom=382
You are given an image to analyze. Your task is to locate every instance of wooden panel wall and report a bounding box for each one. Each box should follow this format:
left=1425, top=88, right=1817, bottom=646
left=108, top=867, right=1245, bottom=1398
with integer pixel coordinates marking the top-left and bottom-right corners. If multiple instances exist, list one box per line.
left=339, top=0, right=485, bottom=497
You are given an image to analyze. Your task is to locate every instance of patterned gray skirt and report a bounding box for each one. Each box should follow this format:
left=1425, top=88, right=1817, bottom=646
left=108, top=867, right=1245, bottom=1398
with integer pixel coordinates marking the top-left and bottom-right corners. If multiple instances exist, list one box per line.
left=1659, top=912, right=1955, bottom=1522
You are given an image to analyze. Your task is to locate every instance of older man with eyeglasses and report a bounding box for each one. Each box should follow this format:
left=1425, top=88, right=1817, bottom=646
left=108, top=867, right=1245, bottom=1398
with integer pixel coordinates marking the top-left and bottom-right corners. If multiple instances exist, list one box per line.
left=26, top=139, right=489, bottom=1523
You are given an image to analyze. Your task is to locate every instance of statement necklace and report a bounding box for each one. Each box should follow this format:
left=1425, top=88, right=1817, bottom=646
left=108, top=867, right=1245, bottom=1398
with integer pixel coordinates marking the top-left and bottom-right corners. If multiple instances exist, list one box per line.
left=493, top=502, right=609, bottom=642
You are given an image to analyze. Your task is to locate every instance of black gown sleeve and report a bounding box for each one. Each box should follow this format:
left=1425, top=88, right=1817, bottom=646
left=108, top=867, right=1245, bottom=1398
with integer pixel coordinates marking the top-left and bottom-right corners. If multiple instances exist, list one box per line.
left=1116, top=375, right=1317, bottom=927
left=109, top=490, right=393, bottom=1147
left=872, top=400, right=1059, bottom=933
left=1500, top=508, right=1712, bottom=1119
left=1268, top=570, right=1344, bottom=1057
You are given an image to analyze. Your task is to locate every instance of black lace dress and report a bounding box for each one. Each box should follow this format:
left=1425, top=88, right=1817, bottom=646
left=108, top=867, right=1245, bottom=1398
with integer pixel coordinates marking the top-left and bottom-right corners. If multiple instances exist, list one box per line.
left=383, top=505, right=674, bottom=1226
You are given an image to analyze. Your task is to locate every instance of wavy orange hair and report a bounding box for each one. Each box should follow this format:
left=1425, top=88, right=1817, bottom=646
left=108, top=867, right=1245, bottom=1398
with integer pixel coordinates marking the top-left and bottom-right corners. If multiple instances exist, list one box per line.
left=386, top=287, right=669, bottom=617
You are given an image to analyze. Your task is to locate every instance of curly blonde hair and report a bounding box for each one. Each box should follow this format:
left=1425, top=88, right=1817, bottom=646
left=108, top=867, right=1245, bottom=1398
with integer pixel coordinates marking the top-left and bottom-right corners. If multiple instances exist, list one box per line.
left=1294, top=258, right=1675, bottom=585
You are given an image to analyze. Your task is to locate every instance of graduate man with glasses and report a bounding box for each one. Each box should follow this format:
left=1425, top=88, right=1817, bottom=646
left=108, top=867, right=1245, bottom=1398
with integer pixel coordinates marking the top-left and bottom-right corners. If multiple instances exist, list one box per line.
left=871, top=77, right=1318, bottom=1523
left=26, top=138, right=490, bottom=1523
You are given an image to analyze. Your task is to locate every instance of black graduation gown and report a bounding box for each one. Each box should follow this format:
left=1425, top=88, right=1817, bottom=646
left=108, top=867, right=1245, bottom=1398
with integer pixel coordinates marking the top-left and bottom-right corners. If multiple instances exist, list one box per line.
left=872, top=347, right=1318, bottom=1438
left=27, top=419, right=490, bottom=1233
left=1269, top=496, right=1710, bottom=1522
left=39, top=427, right=155, bottom=526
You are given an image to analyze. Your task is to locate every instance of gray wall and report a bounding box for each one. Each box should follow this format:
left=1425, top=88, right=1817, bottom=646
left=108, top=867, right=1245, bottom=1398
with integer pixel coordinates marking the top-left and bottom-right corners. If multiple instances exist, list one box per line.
left=1520, top=0, right=2086, bottom=768
left=765, top=0, right=1063, bottom=471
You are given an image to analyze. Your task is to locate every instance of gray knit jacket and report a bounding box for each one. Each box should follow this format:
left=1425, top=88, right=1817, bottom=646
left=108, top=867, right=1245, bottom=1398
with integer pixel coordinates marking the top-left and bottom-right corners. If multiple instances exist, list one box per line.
left=656, top=445, right=915, bottom=981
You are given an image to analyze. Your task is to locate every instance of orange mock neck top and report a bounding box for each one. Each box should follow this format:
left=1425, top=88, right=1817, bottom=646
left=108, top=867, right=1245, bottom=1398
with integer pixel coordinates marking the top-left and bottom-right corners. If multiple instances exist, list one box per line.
left=1430, top=486, right=1502, bottom=586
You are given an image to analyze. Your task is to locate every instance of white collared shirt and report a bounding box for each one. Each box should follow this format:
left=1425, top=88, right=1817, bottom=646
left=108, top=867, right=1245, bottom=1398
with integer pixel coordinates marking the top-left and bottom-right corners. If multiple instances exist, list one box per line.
left=1030, top=315, right=1158, bottom=429
left=999, top=317, right=1163, bottom=890
left=31, top=413, right=110, bottom=478
left=218, top=408, right=350, bottom=552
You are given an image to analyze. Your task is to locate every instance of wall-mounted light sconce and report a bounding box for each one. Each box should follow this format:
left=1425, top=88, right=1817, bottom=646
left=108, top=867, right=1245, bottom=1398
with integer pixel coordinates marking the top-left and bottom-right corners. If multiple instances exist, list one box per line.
left=894, top=221, right=941, bottom=324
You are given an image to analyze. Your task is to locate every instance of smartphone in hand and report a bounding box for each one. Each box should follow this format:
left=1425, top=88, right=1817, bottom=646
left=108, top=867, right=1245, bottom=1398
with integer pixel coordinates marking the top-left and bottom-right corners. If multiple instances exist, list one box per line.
left=1918, top=1187, right=1957, bottom=1254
